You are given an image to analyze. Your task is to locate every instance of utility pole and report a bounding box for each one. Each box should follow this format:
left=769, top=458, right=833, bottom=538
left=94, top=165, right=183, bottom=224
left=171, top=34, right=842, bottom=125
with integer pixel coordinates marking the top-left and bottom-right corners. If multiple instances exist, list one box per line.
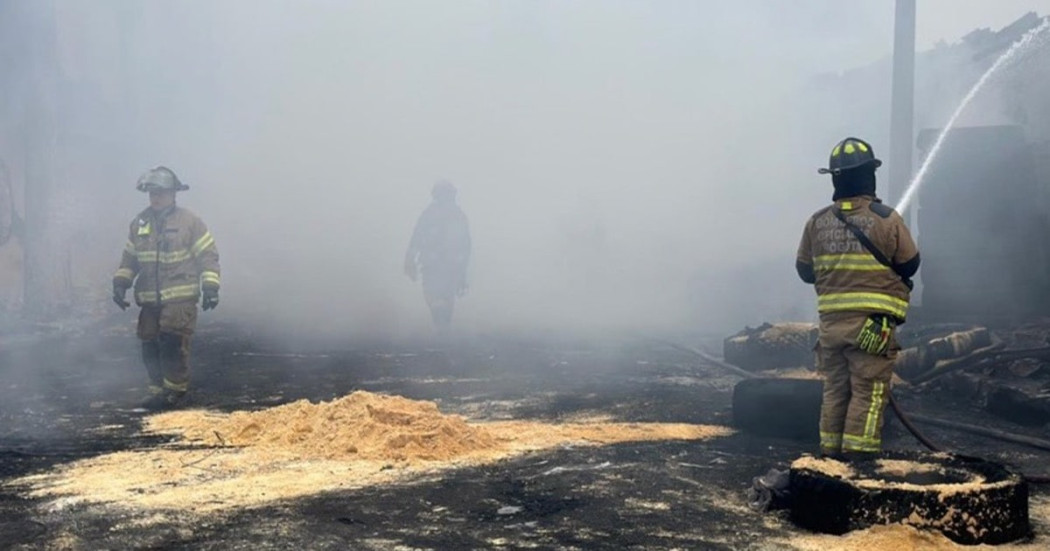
left=888, top=0, right=916, bottom=206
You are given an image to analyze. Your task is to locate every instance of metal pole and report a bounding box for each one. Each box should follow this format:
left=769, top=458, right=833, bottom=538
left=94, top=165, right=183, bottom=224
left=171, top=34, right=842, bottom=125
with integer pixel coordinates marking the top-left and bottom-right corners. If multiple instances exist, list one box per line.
left=888, top=0, right=916, bottom=206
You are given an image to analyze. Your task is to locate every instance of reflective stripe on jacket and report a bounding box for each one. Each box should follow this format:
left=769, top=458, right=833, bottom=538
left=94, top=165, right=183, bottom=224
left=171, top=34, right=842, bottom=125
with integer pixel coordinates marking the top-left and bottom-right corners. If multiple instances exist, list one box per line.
left=113, top=205, right=220, bottom=306
left=796, top=196, right=918, bottom=321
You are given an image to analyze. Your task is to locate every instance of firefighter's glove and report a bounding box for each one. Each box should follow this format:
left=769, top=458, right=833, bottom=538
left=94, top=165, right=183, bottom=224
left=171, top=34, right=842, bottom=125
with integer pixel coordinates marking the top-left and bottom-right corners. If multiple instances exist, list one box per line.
left=112, top=283, right=131, bottom=311
left=857, top=315, right=893, bottom=356
left=202, top=288, right=219, bottom=311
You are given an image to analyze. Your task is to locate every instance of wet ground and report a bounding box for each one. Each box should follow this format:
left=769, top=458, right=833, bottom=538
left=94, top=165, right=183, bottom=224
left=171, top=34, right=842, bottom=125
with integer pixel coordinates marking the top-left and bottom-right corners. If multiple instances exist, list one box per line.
left=1, top=318, right=1048, bottom=550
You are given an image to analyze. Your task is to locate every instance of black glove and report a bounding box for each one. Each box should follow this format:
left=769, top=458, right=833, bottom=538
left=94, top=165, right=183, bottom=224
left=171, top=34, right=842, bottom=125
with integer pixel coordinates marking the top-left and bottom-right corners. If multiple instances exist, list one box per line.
left=112, top=284, right=130, bottom=311
left=202, top=287, right=219, bottom=311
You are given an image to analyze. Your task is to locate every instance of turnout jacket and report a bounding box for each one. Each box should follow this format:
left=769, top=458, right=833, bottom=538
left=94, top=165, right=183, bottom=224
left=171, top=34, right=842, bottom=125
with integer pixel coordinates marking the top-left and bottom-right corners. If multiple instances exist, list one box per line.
left=113, top=206, right=220, bottom=306
left=796, top=196, right=919, bottom=322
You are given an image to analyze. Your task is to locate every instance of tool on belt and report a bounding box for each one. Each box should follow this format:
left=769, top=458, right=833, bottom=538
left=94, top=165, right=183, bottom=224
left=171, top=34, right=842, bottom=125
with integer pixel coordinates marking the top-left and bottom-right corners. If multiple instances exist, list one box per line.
left=832, top=207, right=906, bottom=355
left=857, top=314, right=893, bottom=355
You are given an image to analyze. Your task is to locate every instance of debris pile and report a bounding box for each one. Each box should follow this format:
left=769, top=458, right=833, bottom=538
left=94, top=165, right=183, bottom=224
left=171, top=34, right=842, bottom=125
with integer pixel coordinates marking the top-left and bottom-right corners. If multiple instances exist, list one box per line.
left=723, top=322, right=818, bottom=372
left=725, top=320, right=1050, bottom=428
left=898, top=322, right=1050, bottom=427
left=151, top=390, right=500, bottom=462
left=13, top=391, right=733, bottom=512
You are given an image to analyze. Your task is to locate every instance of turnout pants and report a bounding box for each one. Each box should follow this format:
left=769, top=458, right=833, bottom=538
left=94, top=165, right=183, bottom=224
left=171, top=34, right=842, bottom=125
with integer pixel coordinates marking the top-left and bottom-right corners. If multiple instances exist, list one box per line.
left=816, top=312, right=896, bottom=455
left=421, top=269, right=460, bottom=327
left=137, top=302, right=198, bottom=394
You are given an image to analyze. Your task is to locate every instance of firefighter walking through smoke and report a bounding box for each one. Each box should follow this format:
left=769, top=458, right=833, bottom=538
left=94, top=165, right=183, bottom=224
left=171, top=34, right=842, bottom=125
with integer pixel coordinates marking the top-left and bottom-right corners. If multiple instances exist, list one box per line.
left=796, top=138, right=920, bottom=459
left=404, top=180, right=471, bottom=328
left=112, top=167, right=220, bottom=410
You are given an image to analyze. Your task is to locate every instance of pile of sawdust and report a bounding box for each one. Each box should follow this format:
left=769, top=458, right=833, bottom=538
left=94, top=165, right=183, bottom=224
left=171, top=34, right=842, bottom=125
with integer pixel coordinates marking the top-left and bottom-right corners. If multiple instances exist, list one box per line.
left=148, top=391, right=500, bottom=462
left=12, top=391, right=733, bottom=512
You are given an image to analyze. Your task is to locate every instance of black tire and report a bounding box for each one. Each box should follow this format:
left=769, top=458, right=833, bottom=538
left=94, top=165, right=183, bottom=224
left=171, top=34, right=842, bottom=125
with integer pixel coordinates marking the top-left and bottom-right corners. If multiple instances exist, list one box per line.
left=732, top=378, right=823, bottom=441
left=790, top=451, right=1030, bottom=545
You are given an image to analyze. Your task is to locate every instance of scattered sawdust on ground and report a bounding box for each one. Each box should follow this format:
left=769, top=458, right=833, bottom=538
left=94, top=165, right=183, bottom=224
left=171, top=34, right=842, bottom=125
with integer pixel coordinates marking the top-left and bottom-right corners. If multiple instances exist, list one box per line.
left=11, top=391, right=732, bottom=513
left=785, top=524, right=986, bottom=550
left=760, top=367, right=821, bottom=380
left=875, top=458, right=945, bottom=478
left=791, top=455, right=855, bottom=479
left=623, top=497, right=671, bottom=511
left=791, top=455, right=1013, bottom=495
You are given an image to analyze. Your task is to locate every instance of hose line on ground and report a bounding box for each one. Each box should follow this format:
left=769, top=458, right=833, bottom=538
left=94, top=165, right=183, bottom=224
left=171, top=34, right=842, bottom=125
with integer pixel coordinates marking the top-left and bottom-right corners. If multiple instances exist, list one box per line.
left=656, top=337, right=1050, bottom=484
left=887, top=392, right=941, bottom=452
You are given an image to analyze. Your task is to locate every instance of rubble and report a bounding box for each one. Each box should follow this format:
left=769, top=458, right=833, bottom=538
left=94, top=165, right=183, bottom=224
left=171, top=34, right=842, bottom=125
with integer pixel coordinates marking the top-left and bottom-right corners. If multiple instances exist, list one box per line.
left=723, top=322, right=818, bottom=372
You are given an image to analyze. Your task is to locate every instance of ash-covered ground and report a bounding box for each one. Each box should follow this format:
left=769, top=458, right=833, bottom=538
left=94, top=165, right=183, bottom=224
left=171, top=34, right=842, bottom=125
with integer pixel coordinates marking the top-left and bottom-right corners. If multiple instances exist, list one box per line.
left=1, top=319, right=1048, bottom=550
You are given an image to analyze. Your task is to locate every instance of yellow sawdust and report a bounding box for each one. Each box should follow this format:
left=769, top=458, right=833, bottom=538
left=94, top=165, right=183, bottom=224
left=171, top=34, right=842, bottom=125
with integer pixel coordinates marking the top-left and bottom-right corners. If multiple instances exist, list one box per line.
left=760, top=367, right=821, bottom=380
left=11, top=391, right=732, bottom=513
left=791, top=455, right=854, bottom=479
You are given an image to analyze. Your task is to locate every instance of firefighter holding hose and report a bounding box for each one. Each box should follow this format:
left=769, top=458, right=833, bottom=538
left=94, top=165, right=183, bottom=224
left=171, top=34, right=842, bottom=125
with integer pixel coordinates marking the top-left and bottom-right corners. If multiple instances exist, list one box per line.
left=796, top=138, right=920, bottom=459
left=112, top=167, right=221, bottom=410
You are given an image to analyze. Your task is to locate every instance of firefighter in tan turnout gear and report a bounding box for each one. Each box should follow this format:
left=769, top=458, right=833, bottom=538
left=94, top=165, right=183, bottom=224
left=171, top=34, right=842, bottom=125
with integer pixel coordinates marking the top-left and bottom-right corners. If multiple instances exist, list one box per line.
left=796, top=138, right=920, bottom=459
left=112, top=167, right=220, bottom=410
left=404, top=180, right=471, bottom=328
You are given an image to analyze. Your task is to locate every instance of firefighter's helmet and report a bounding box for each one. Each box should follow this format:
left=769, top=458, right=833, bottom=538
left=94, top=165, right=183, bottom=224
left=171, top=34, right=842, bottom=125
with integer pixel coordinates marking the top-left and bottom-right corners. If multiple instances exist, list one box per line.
left=818, top=137, right=882, bottom=175
left=136, top=166, right=189, bottom=192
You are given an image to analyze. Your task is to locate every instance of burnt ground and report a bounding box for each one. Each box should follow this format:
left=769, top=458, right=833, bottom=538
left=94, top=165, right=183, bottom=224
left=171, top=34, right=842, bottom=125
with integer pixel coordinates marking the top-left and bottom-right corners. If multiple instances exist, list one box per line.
left=0, top=318, right=1048, bottom=550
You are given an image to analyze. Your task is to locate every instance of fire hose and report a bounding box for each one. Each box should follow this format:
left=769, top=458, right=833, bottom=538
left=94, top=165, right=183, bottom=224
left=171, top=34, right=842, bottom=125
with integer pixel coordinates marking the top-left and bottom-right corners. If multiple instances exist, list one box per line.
left=659, top=338, right=1050, bottom=484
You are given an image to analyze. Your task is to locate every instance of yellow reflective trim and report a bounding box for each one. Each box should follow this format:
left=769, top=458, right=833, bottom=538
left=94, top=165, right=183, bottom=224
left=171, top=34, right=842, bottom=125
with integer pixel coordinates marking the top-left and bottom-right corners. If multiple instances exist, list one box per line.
left=856, top=142, right=869, bottom=152
left=841, top=201, right=853, bottom=211
left=136, top=283, right=200, bottom=304
left=813, top=254, right=888, bottom=272
left=190, top=232, right=215, bottom=257
left=137, top=222, right=152, bottom=236
left=864, top=381, right=885, bottom=440
left=819, top=432, right=843, bottom=446
left=136, top=249, right=193, bottom=264
left=163, top=378, right=188, bottom=392
left=814, top=264, right=890, bottom=272
left=842, top=434, right=880, bottom=452
left=201, top=271, right=221, bottom=286
left=814, top=254, right=879, bottom=261
left=818, top=292, right=908, bottom=309
left=114, top=268, right=135, bottom=281
left=160, top=284, right=200, bottom=300
left=844, top=143, right=856, bottom=154
left=831, top=145, right=842, bottom=157
left=817, top=292, right=908, bottom=318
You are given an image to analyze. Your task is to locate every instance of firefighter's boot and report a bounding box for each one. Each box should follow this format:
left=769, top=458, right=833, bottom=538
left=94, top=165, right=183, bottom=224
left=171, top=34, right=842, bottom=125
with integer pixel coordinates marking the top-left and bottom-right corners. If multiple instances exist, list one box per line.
left=158, top=332, right=190, bottom=405
left=139, top=339, right=166, bottom=408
